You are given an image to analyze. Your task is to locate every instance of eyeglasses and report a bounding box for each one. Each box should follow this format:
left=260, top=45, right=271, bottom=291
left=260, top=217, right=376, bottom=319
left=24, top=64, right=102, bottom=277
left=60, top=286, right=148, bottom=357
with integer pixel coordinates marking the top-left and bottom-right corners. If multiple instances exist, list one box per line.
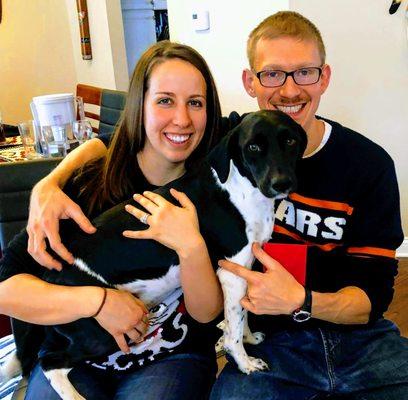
left=255, top=66, right=323, bottom=88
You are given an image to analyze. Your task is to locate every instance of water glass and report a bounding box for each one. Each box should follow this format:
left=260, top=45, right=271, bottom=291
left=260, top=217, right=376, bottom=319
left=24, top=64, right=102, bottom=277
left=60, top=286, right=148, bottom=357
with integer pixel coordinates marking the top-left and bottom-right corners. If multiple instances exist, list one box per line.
left=17, top=121, right=41, bottom=159
left=72, top=120, right=93, bottom=144
left=41, top=125, right=68, bottom=157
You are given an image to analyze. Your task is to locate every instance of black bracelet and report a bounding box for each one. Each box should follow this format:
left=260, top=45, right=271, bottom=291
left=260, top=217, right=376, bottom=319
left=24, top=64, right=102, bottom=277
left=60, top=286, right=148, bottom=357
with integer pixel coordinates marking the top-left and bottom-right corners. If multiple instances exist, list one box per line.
left=92, top=287, right=108, bottom=318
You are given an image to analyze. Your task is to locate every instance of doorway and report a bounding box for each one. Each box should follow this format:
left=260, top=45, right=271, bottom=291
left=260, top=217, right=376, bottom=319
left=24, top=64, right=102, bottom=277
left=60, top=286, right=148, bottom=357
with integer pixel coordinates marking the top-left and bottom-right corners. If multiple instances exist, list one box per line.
left=121, top=0, right=169, bottom=76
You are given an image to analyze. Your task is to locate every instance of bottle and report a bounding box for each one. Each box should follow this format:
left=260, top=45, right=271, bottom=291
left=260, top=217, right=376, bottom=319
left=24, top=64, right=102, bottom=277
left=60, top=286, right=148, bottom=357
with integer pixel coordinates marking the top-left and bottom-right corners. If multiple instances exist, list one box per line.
left=76, top=0, right=92, bottom=60
left=0, top=111, right=6, bottom=143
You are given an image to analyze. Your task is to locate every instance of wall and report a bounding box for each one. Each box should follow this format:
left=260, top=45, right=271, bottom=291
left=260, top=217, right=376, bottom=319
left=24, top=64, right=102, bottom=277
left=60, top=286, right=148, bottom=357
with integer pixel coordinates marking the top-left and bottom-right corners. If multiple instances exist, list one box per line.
left=291, top=0, right=408, bottom=252
left=64, top=0, right=128, bottom=91
left=0, top=0, right=77, bottom=124
left=168, top=0, right=408, bottom=253
left=0, top=0, right=128, bottom=125
left=167, top=0, right=289, bottom=115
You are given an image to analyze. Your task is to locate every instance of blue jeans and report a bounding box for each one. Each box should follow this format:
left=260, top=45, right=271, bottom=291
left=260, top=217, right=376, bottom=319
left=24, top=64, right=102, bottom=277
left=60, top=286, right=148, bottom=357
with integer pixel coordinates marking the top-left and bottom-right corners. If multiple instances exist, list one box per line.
left=211, top=319, right=408, bottom=400
left=25, top=353, right=216, bottom=400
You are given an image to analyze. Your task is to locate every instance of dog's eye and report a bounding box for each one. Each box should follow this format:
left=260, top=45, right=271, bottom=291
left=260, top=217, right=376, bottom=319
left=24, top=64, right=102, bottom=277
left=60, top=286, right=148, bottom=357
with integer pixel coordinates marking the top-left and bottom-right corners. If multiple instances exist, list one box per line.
left=248, top=144, right=261, bottom=152
left=286, top=138, right=296, bottom=146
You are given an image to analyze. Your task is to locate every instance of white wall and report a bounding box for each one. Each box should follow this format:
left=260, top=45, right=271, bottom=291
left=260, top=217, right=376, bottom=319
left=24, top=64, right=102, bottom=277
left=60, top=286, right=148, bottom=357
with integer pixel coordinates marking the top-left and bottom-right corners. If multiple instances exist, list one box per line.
left=168, top=0, right=408, bottom=244
left=0, top=0, right=77, bottom=124
left=64, top=0, right=129, bottom=91
left=290, top=0, right=408, bottom=242
left=0, top=0, right=128, bottom=125
left=168, top=0, right=289, bottom=115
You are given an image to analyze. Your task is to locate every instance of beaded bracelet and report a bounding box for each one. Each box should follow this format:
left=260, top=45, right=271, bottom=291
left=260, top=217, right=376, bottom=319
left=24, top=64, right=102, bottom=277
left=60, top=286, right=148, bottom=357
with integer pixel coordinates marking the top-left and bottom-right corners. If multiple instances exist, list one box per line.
left=92, top=287, right=108, bottom=318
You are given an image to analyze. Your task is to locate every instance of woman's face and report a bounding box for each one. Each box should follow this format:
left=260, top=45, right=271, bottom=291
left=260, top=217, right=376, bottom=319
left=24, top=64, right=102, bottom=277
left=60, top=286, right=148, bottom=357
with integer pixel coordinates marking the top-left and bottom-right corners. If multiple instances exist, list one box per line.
left=142, top=59, right=207, bottom=167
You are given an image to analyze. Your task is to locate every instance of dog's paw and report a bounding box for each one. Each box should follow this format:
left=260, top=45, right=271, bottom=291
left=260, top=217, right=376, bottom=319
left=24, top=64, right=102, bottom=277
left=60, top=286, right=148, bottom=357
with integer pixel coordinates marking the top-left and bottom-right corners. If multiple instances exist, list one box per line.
left=238, top=356, right=269, bottom=374
left=243, top=331, right=265, bottom=345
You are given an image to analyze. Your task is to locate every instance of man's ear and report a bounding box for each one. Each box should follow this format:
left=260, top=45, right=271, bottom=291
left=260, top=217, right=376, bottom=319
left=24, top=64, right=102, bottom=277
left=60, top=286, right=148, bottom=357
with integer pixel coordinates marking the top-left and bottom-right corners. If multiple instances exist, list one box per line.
left=242, top=69, right=257, bottom=98
left=320, top=64, right=332, bottom=95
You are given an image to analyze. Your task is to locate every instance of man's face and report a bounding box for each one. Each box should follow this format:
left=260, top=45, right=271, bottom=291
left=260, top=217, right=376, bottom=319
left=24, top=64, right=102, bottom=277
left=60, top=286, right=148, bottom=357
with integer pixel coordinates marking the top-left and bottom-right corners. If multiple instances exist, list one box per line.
left=243, top=37, right=331, bottom=136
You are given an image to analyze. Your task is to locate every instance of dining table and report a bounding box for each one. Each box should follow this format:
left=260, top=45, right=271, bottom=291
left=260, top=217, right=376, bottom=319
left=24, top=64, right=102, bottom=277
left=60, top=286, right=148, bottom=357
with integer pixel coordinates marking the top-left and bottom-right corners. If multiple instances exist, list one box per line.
left=0, top=124, right=79, bottom=163
left=0, top=124, right=25, bottom=163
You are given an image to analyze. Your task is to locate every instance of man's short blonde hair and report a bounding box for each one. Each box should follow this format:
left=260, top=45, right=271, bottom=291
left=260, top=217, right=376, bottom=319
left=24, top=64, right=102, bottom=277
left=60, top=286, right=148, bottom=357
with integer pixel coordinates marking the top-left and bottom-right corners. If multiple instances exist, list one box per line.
left=247, top=11, right=326, bottom=69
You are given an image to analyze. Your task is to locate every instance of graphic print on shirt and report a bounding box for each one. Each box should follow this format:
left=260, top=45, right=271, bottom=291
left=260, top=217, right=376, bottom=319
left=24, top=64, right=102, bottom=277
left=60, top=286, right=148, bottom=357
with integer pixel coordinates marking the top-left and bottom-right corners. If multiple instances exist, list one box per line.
left=274, top=193, right=353, bottom=251
left=88, top=288, right=188, bottom=372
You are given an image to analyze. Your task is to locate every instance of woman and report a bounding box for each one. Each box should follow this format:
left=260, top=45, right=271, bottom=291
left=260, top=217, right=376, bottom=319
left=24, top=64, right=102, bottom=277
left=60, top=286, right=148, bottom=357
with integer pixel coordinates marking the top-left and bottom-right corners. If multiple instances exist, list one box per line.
left=0, top=41, right=223, bottom=399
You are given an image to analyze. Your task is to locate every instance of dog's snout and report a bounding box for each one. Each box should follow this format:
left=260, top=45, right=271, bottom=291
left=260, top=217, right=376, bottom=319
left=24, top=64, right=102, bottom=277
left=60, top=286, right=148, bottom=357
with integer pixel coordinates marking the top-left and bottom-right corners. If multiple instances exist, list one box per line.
left=271, top=175, right=294, bottom=194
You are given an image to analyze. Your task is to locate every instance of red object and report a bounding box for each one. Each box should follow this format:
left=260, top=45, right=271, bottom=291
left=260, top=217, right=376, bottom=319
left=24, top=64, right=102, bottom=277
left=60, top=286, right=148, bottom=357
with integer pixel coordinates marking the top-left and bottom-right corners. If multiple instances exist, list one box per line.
left=262, top=243, right=307, bottom=285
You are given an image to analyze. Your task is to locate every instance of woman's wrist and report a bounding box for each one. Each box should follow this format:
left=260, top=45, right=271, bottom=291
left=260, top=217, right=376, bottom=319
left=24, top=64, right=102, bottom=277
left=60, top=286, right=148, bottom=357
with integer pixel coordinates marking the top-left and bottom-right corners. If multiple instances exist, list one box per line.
left=75, top=286, right=107, bottom=318
left=37, top=173, right=63, bottom=191
left=177, top=235, right=206, bottom=260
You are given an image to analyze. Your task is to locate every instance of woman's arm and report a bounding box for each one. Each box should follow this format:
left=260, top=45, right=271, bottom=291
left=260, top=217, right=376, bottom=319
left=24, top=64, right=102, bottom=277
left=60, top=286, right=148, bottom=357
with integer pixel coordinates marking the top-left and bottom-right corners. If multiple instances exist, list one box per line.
left=123, top=189, right=223, bottom=323
left=27, top=138, right=108, bottom=270
left=0, top=273, right=148, bottom=352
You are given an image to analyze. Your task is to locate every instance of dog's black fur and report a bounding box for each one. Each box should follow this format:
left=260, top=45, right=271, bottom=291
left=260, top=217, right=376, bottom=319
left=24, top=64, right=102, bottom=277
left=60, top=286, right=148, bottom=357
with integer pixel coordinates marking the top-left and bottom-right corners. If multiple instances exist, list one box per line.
left=11, top=110, right=307, bottom=394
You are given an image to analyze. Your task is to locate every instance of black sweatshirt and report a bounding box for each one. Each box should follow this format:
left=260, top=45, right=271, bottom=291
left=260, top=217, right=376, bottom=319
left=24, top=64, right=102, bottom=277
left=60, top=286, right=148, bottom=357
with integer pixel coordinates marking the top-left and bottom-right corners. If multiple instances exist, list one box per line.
left=0, top=163, right=218, bottom=374
left=99, top=113, right=403, bottom=329
left=1, top=113, right=403, bottom=340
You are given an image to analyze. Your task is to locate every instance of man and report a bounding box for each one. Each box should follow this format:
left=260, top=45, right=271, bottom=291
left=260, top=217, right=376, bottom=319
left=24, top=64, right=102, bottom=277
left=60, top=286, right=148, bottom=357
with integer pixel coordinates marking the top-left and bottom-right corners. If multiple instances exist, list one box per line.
left=210, top=11, right=408, bottom=400
left=26, top=11, right=407, bottom=399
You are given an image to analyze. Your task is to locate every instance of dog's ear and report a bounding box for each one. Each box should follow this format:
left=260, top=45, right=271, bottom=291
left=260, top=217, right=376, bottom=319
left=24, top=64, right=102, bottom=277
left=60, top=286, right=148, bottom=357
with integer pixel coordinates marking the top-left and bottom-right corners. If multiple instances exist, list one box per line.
left=208, top=125, right=240, bottom=183
left=297, top=125, right=308, bottom=159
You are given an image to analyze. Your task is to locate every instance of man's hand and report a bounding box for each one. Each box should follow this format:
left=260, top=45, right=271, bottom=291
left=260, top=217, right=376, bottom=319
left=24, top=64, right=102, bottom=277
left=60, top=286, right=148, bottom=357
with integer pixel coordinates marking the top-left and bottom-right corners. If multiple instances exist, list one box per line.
left=218, top=242, right=305, bottom=315
left=27, top=178, right=96, bottom=270
left=94, top=289, right=149, bottom=353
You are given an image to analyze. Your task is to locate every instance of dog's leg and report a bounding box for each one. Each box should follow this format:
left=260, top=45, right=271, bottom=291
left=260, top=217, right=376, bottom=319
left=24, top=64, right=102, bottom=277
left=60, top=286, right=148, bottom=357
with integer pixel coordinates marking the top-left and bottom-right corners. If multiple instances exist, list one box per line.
left=0, top=351, right=21, bottom=384
left=43, top=368, right=85, bottom=400
left=242, top=311, right=265, bottom=345
left=217, top=268, right=268, bottom=374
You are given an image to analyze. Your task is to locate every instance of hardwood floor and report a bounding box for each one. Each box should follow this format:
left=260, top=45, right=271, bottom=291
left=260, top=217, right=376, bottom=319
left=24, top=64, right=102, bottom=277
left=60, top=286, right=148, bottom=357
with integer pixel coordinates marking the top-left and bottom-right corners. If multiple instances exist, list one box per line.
left=384, top=257, right=408, bottom=337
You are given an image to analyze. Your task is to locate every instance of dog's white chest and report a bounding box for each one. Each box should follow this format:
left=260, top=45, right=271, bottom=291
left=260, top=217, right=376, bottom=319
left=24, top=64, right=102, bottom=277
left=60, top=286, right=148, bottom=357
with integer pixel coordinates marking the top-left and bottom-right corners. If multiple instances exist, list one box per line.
left=212, top=161, right=275, bottom=267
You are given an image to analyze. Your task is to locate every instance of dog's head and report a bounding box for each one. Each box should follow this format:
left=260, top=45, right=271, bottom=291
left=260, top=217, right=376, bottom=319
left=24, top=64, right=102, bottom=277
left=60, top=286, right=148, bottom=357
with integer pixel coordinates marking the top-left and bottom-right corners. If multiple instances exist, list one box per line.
left=211, top=110, right=307, bottom=198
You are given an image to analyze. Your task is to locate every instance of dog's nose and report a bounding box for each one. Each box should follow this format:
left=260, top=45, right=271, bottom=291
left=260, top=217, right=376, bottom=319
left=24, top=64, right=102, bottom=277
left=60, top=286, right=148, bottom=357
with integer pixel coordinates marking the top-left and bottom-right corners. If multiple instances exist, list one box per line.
left=271, top=176, right=294, bottom=194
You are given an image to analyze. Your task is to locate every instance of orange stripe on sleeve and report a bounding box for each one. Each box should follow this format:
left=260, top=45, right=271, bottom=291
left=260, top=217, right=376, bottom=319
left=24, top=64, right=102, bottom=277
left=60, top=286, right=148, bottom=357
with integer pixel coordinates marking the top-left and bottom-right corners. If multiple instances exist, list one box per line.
left=273, top=225, right=341, bottom=252
left=289, top=193, right=354, bottom=215
left=347, top=247, right=396, bottom=259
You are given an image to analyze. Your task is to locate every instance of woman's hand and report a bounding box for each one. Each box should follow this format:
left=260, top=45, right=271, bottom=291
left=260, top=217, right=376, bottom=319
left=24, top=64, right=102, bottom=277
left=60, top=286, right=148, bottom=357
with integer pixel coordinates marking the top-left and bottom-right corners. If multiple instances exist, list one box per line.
left=123, top=189, right=203, bottom=258
left=27, top=177, right=96, bottom=270
left=94, top=288, right=149, bottom=353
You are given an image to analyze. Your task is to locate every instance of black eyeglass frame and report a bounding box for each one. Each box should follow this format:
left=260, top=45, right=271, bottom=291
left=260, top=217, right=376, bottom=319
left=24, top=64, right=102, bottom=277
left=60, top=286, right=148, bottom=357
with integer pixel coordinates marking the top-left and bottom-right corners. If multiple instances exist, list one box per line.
left=255, top=66, right=324, bottom=88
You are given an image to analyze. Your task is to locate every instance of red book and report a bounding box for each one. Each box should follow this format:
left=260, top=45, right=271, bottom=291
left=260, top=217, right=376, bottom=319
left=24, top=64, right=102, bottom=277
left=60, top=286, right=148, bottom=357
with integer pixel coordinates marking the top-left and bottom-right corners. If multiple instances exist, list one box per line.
left=262, top=243, right=308, bottom=286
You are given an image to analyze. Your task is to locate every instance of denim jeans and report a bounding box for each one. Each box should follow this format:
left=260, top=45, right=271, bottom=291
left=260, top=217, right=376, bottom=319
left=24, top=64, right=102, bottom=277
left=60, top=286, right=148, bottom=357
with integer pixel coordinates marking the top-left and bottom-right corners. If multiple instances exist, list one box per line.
left=25, top=352, right=216, bottom=400
left=211, top=319, right=408, bottom=400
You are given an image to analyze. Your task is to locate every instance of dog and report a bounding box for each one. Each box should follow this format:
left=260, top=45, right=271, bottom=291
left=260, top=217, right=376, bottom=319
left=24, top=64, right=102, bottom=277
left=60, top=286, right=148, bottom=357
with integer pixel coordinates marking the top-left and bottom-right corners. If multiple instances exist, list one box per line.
left=3, top=110, right=307, bottom=399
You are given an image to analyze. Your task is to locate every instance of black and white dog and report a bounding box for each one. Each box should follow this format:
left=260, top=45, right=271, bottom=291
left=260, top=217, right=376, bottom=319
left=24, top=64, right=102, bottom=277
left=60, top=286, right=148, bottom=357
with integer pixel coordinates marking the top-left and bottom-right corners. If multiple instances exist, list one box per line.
left=3, top=110, right=306, bottom=400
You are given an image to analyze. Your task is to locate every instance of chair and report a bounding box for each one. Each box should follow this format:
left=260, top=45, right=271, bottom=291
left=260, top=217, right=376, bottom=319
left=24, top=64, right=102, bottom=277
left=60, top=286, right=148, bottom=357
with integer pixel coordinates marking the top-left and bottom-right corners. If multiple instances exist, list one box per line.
left=0, top=158, right=62, bottom=251
left=76, top=84, right=127, bottom=136
left=76, top=84, right=102, bottom=134
left=99, top=88, right=127, bottom=136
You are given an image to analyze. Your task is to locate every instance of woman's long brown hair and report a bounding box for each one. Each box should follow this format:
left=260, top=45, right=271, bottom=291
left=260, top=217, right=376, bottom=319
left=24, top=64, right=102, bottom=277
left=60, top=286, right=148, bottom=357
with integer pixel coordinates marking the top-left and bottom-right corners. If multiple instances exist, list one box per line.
left=75, top=41, right=221, bottom=215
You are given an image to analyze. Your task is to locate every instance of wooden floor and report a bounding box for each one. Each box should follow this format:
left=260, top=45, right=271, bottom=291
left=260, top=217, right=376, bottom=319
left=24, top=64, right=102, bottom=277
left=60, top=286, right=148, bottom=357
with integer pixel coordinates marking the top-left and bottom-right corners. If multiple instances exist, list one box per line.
left=384, top=257, right=408, bottom=337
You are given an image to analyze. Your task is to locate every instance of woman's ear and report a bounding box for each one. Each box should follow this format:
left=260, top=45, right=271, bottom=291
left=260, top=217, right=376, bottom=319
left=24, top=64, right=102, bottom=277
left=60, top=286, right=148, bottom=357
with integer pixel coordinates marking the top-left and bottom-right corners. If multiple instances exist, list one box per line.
left=242, top=69, right=257, bottom=98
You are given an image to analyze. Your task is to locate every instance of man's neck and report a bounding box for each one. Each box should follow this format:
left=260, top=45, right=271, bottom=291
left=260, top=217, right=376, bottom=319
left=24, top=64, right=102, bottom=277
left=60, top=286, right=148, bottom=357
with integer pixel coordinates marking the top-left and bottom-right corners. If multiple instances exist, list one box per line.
left=304, top=118, right=325, bottom=157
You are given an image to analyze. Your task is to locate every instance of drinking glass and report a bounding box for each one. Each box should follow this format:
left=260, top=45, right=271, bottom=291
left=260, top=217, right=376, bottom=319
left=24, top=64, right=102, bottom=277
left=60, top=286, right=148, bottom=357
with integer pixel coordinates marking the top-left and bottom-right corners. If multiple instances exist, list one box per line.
left=41, top=125, right=68, bottom=157
left=72, top=120, right=93, bottom=144
left=17, top=120, right=42, bottom=159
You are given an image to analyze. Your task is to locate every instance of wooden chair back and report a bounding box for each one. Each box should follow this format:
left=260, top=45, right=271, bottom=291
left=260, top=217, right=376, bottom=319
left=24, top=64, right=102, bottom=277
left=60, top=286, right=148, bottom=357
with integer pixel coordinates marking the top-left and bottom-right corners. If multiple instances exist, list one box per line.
left=76, top=84, right=102, bottom=133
